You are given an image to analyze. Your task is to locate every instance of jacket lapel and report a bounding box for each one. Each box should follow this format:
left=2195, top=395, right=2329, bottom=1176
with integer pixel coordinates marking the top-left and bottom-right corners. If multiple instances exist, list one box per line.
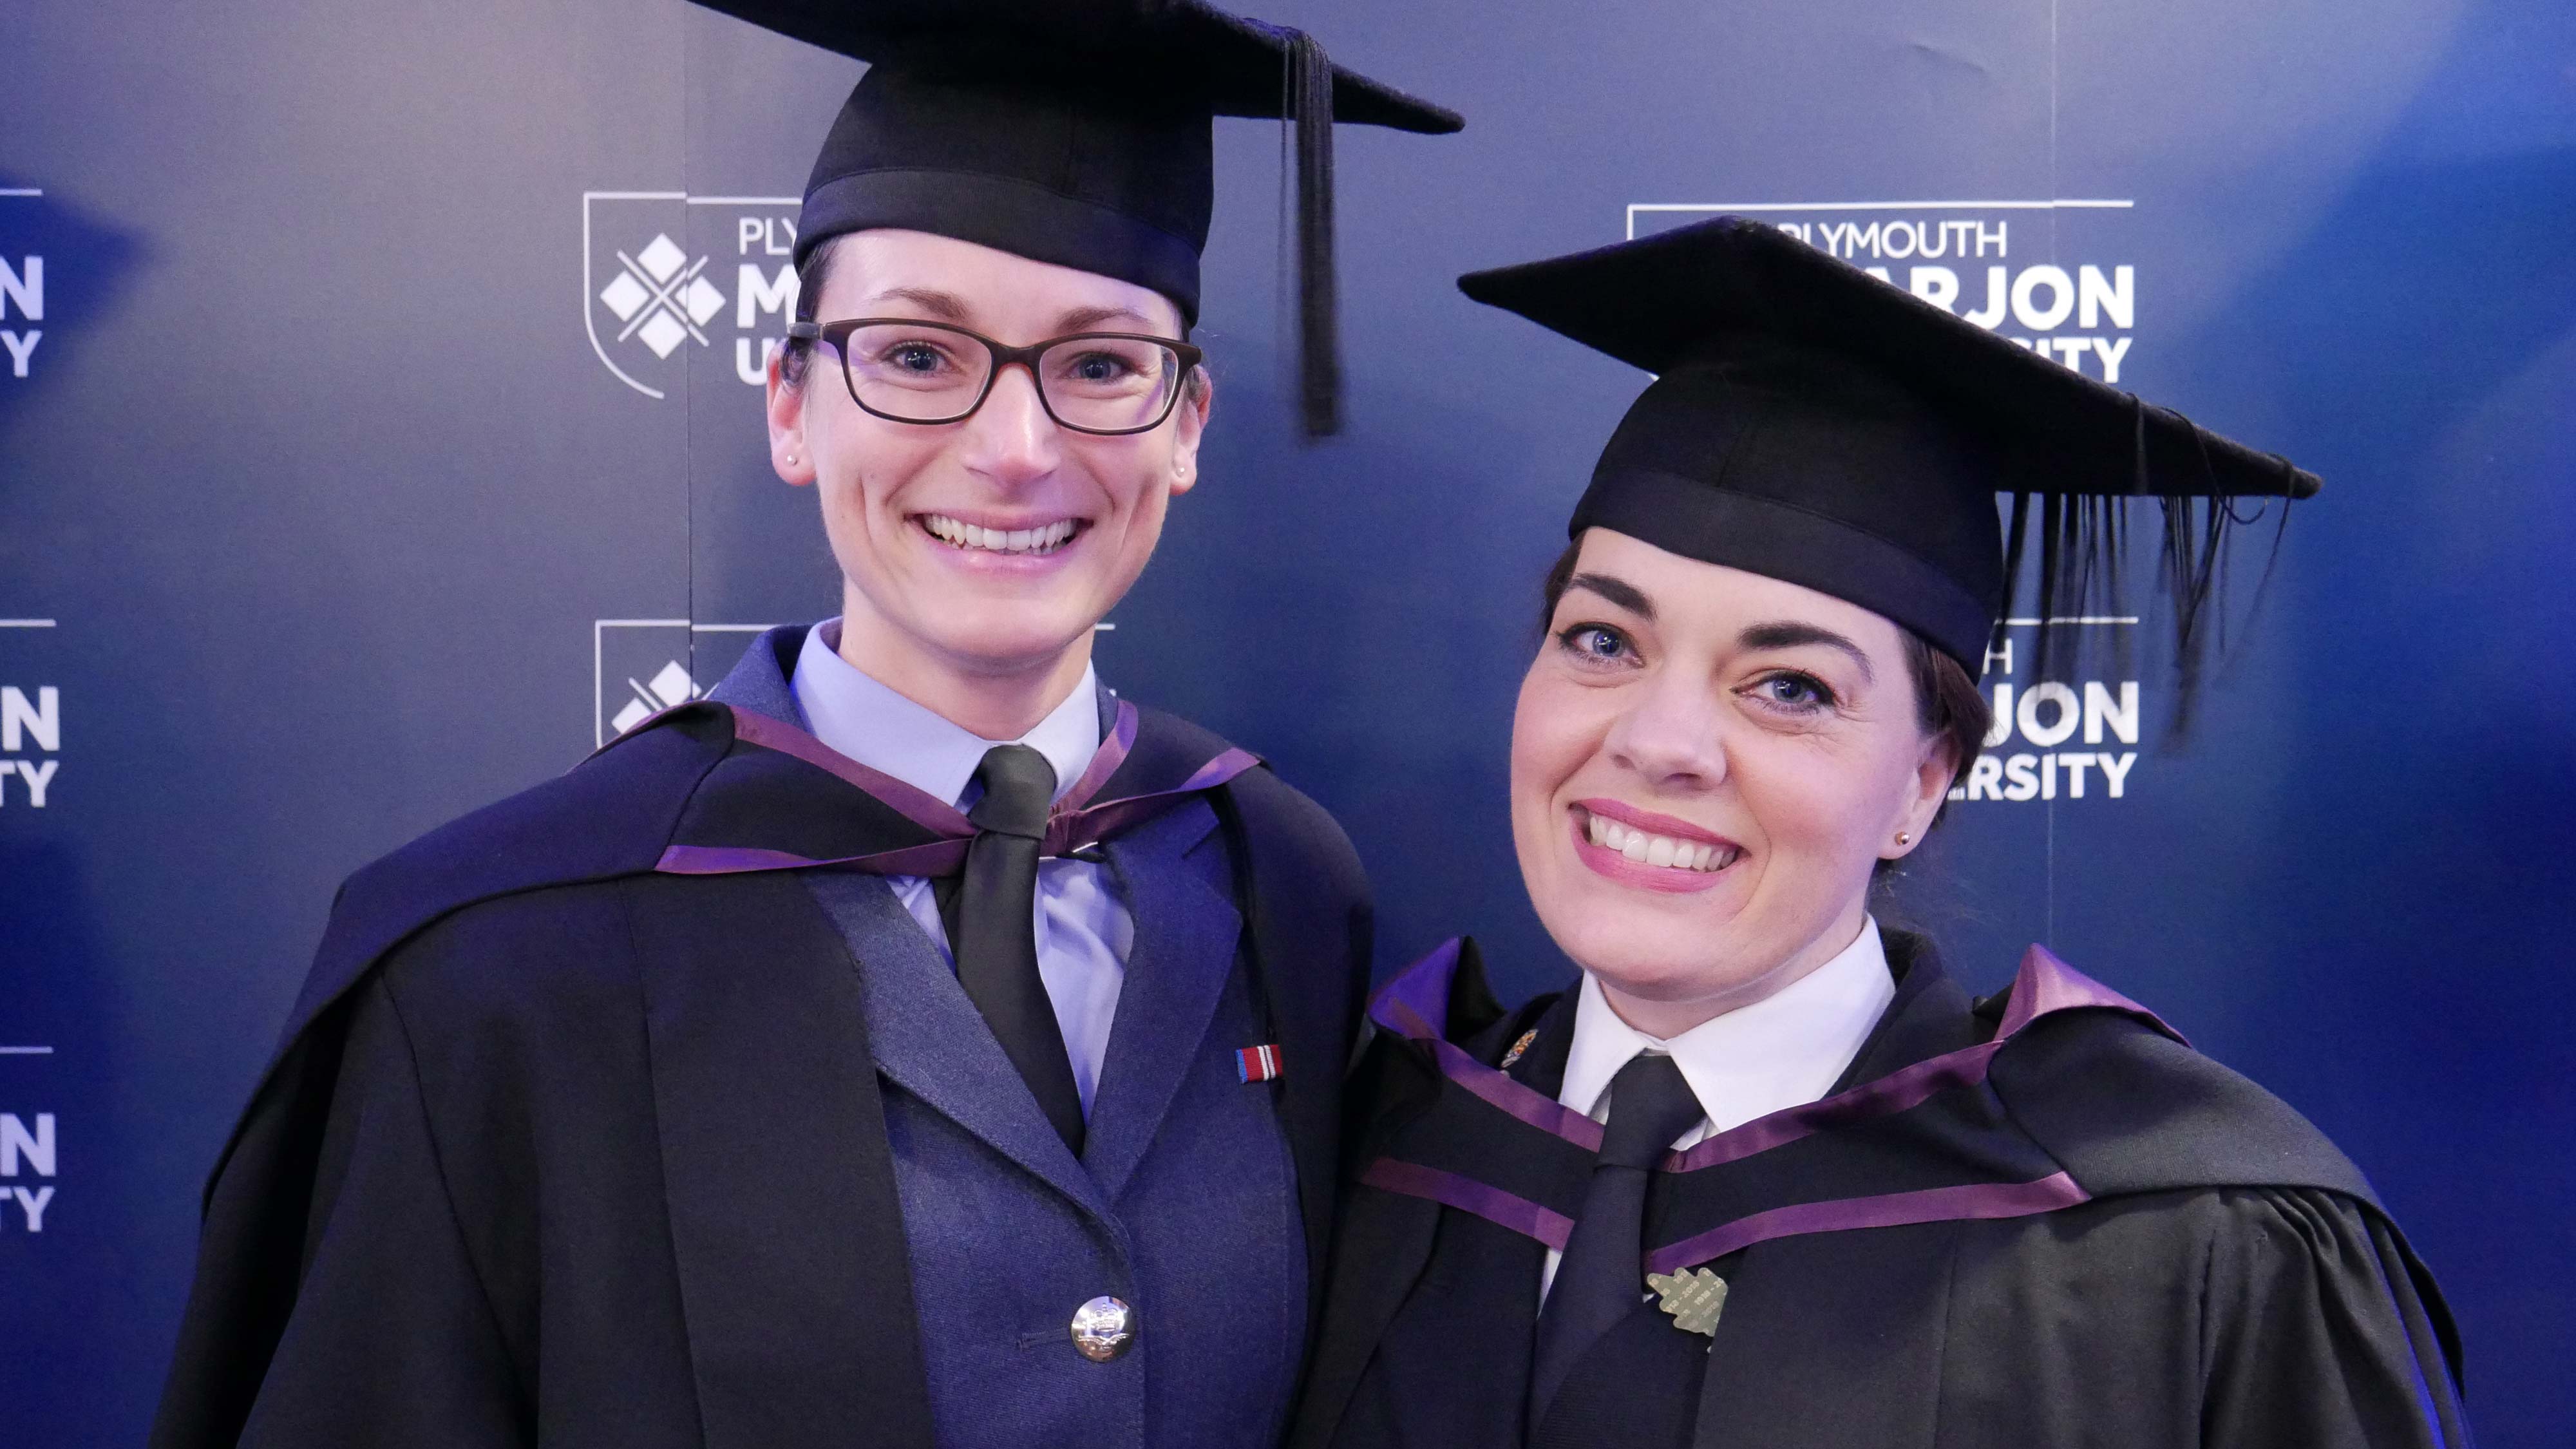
left=1082, top=799, right=1238, bottom=1201
left=800, top=869, right=1109, bottom=1218
left=1288, top=981, right=1575, bottom=1449
left=629, top=870, right=935, bottom=1448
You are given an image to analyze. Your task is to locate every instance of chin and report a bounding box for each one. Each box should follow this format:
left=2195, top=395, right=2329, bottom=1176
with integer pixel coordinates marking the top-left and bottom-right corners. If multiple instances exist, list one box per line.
left=1540, top=895, right=1716, bottom=997
left=1579, top=937, right=1732, bottom=1003
left=1545, top=879, right=1814, bottom=1018
left=923, top=612, right=1090, bottom=672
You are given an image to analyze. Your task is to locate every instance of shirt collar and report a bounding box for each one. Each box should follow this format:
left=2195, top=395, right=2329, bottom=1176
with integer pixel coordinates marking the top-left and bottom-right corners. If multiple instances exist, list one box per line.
left=1558, top=917, right=1898, bottom=1137
left=789, top=618, right=1102, bottom=809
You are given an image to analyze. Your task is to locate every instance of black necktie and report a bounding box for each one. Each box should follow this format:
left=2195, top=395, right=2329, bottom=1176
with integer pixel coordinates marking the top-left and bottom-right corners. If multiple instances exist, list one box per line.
left=1528, top=1050, right=1706, bottom=1430
left=952, top=744, right=1086, bottom=1154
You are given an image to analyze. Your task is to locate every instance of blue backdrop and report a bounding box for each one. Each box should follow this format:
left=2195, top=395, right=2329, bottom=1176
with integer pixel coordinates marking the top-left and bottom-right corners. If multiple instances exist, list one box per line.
left=3, top=1, right=2568, bottom=1442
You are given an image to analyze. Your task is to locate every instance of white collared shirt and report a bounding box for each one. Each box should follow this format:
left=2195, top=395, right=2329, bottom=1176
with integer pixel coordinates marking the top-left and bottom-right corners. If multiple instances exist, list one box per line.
left=1539, top=918, right=1898, bottom=1300
left=790, top=620, right=1133, bottom=1114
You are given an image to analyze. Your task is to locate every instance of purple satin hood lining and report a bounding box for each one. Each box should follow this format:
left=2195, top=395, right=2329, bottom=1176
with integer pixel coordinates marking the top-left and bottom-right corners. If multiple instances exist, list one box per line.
left=1354, top=1156, right=2092, bottom=1278
left=658, top=840, right=969, bottom=878
left=1368, top=938, right=2181, bottom=1174
left=1368, top=937, right=1461, bottom=1040
left=1997, top=941, right=2182, bottom=1043
left=1048, top=748, right=1262, bottom=855
left=1658, top=945, right=2178, bottom=1173
left=1367, top=943, right=1604, bottom=1148
left=1444, top=1040, right=1606, bottom=1150
left=1354, top=940, right=2171, bottom=1269
left=1360, top=1159, right=1575, bottom=1252
left=1640, top=1171, right=2089, bottom=1276
left=656, top=702, right=1257, bottom=878
left=1060, top=697, right=1140, bottom=813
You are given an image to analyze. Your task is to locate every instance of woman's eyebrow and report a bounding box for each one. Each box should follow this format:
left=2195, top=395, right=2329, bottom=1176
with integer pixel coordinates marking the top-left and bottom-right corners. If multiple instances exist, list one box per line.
left=865, top=286, right=973, bottom=320
left=1566, top=572, right=1654, bottom=619
left=1738, top=620, right=1875, bottom=683
left=1055, top=303, right=1157, bottom=333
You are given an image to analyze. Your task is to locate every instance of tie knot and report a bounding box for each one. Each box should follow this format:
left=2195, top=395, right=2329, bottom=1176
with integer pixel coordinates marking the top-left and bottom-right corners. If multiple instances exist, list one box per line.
left=968, top=744, right=1057, bottom=839
left=1597, top=1052, right=1702, bottom=1170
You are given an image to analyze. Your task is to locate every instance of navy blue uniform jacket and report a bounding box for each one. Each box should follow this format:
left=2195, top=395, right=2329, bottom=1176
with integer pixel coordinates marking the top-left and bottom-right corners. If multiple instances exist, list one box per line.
left=149, top=635, right=1372, bottom=1448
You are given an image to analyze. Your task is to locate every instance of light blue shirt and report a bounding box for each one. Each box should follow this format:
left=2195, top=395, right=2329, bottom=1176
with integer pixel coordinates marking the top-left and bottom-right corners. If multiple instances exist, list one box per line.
left=791, top=620, right=1133, bottom=1113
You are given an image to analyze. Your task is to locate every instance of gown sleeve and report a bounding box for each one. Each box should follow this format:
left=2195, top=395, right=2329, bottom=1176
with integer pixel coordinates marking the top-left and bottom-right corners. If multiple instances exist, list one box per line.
left=2197, top=1188, right=2471, bottom=1449
left=234, top=974, right=529, bottom=1446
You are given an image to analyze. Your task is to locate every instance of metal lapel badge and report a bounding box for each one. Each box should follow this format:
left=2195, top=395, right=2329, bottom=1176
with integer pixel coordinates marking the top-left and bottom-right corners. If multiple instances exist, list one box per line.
left=1645, top=1267, right=1728, bottom=1336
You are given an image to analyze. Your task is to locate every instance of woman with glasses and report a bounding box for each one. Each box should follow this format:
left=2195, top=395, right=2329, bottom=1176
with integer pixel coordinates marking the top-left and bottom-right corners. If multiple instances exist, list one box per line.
left=1289, top=220, right=2468, bottom=1449
left=152, top=4, right=1457, bottom=1446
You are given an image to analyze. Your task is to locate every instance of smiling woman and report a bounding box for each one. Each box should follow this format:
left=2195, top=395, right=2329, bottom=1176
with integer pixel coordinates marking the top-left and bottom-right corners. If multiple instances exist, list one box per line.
left=147, top=5, right=1463, bottom=1448
left=766, top=228, right=1211, bottom=739
left=1515, top=531, right=1974, bottom=1034
left=1535, top=537, right=1993, bottom=886
left=1289, top=218, right=2467, bottom=1449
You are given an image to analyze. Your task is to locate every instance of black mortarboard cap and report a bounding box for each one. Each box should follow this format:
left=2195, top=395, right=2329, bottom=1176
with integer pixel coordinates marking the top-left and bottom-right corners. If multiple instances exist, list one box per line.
left=691, top=0, right=1463, bottom=437
left=1459, top=217, right=2318, bottom=675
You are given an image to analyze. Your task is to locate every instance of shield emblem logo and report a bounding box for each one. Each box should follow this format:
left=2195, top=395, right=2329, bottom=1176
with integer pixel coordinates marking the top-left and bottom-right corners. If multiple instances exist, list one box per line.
left=592, top=620, right=773, bottom=746
left=583, top=192, right=723, bottom=399
left=583, top=191, right=804, bottom=400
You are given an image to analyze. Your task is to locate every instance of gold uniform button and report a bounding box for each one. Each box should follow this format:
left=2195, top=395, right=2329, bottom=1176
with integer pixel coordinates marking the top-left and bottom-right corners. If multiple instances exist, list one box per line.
left=1069, top=1296, right=1136, bottom=1362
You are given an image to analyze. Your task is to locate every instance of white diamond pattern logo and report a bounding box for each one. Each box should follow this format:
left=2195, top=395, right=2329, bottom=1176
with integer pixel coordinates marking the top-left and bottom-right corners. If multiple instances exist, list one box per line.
left=601, top=229, right=717, bottom=362
left=609, top=697, right=654, bottom=736
left=609, top=658, right=700, bottom=736
left=683, top=275, right=726, bottom=327
left=637, top=233, right=688, bottom=283
left=583, top=192, right=801, bottom=401
left=598, top=270, right=650, bottom=322
left=594, top=621, right=775, bottom=744
left=645, top=661, right=696, bottom=706
left=637, top=311, right=689, bottom=358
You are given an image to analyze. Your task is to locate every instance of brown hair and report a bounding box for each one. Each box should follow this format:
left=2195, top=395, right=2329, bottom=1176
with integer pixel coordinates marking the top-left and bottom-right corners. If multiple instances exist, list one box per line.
left=1538, top=537, right=1989, bottom=797
left=776, top=238, right=839, bottom=390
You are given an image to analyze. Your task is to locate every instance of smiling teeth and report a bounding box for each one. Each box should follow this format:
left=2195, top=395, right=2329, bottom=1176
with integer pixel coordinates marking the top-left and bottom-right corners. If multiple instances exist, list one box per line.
left=1586, top=812, right=1736, bottom=872
left=923, top=515, right=1079, bottom=554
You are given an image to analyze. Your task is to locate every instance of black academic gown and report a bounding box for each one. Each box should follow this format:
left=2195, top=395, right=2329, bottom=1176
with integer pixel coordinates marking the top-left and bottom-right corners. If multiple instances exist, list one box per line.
left=1292, top=934, right=2470, bottom=1449
left=149, top=641, right=1373, bottom=1449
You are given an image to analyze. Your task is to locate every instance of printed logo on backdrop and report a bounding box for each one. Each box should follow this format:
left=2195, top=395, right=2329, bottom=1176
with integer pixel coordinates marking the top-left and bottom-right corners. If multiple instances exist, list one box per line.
left=0, top=877, right=52, bottom=1234
left=1953, top=627, right=2141, bottom=806
left=0, top=1104, right=53, bottom=1236
left=583, top=192, right=802, bottom=401
left=1, top=616, right=62, bottom=810
left=1, top=186, right=46, bottom=381
left=1627, top=198, right=2148, bottom=806
left=592, top=620, right=773, bottom=747
left=0, top=572, right=57, bottom=1217
left=1627, top=198, right=2140, bottom=384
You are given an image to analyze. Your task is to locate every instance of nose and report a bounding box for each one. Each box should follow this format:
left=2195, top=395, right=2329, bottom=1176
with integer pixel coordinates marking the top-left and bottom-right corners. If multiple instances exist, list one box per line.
left=957, top=360, right=1062, bottom=488
left=1603, top=673, right=1729, bottom=793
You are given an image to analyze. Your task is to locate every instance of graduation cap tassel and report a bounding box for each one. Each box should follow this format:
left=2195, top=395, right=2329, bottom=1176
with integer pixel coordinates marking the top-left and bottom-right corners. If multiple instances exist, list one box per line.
left=1286, top=30, right=1341, bottom=438
left=2160, top=495, right=2211, bottom=734
left=2100, top=495, right=2134, bottom=687
left=1994, top=491, right=2034, bottom=674
left=2034, top=490, right=2069, bottom=683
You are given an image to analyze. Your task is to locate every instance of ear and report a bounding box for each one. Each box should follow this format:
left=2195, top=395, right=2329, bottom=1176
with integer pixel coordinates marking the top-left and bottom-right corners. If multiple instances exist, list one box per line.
left=766, top=343, right=817, bottom=487
left=1881, top=734, right=1960, bottom=862
left=1165, top=366, right=1213, bottom=497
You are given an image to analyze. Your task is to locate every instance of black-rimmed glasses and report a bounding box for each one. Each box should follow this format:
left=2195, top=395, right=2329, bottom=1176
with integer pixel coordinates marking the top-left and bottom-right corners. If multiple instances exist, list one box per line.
left=786, top=318, right=1206, bottom=436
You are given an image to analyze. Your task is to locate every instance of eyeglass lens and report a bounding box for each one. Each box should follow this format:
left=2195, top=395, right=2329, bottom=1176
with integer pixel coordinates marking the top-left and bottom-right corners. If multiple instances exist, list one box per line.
left=840, top=323, right=1186, bottom=433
